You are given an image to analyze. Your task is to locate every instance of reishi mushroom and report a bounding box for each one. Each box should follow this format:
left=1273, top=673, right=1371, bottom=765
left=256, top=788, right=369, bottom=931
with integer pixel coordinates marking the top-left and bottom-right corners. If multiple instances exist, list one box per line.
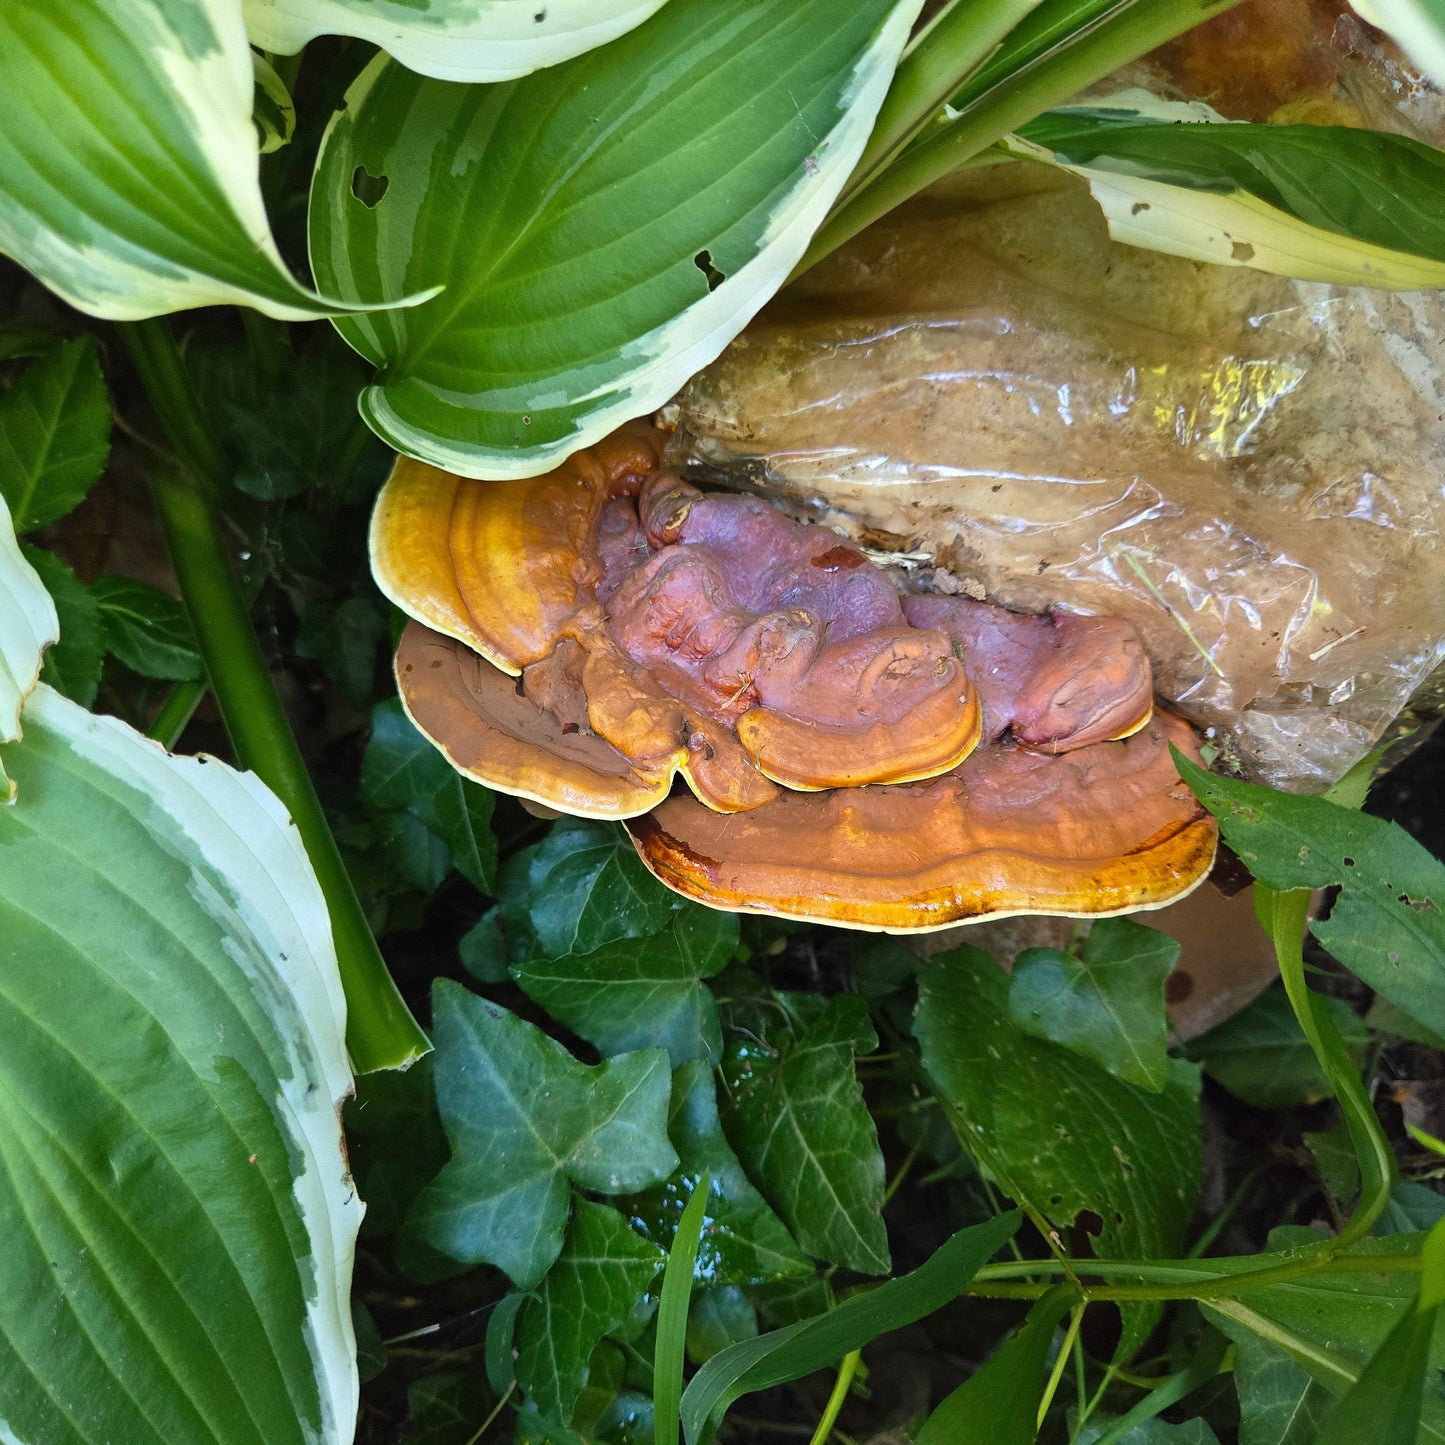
left=373, top=422, right=1217, bottom=927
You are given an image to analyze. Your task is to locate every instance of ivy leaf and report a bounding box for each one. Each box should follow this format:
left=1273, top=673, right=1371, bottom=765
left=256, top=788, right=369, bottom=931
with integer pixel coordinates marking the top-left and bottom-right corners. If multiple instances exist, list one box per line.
left=362, top=698, right=496, bottom=892
left=1184, top=985, right=1370, bottom=1109
left=409, top=982, right=678, bottom=1287
left=22, top=545, right=103, bottom=708
left=515, top=1199, right=666, bottom=1425
left=1009, top=917, right=1178, bottom=1091
left=403, top=1371, right=494, bottom=1445
left=1175, top=751, right=1445, bottom=1043
left=515, top=908, right=737, bottom=1067
left=0, top=336, right=110, bottom=532
left=90, top=575, right=203, bottom=682
left=718, top=992, right=889, bottom=1275
left=1231, top=1330, right=1332, bottom=1445
left=624, top=1060, right=811, bottom=1287
left=916, top=947, right=1202, bottom=1356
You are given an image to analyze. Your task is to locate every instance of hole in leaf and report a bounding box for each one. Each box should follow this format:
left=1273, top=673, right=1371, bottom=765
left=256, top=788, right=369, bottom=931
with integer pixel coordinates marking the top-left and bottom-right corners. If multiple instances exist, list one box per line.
left=351, top=165, right=390, bottom=207
left=1230, top=239, right=1255, bottom=262
left=1343, top=856, right=1356, bottom=867
left=693, top=249, right=726, bottom=292
left=534, top=7, right=547, bottom=19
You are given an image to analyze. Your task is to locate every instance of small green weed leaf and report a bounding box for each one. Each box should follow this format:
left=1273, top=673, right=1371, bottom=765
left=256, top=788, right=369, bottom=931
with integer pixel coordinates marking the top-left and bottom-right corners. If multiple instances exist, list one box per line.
left=23, top=544, right=103, bottom=707
left=1367, top=996, right=1445, bottom=1051
left=0, top=318, right=61, bottom=363
left=680, top=1211, right=1020, bottom=1443
left=718, top=992, right=889, bottom=1274
left=687, top=1287, right=758, bottom=1365
left=409, top=982, right=678, bottom=1287
left=353, top=1300, right=386, bottom=1385
left=623, top=1060, right=810, bottom=1287
left=515, top=908, right=736, bottom=1066
left=0, top=493, right=56, bottom=778
left=0, top=684, right=358, bottom=1444
left=515, top=1199, right=666, bottom=1425
left=0, top=336, right=110, bottom=531
left=1231, top=1330, right=1332, bottom=1445
left=1376, top=1182, right=1445, bottom=1237
left=1014, top=98, right=1445, bottom=288
left=0, top=1, right=428, bottom=320
left=362, top=699, right=496, bottom=891
left=487, top=1292, right=527, bottom=1396
left=1076, top=1418, right=1220, bottom=1443
left=245, top=0, right=670, bottom=83
left=90, top=575, right=203, bottom=681
left=1010, top=916, right=1177, bottom=1090
left=403, top=1370, right=494, bottom=1445
left=1305, top=1116, right=1360, bottom=1209
left=1176, top=751, right=1445, bottom=1043
left=915, top=1286, right=1077, bottom=1444
left=917, top=948, right=1201, bottom=1356
left=310, top=0, right=921, bottom=477
left=1185, top=984, right=1369, bottom=1109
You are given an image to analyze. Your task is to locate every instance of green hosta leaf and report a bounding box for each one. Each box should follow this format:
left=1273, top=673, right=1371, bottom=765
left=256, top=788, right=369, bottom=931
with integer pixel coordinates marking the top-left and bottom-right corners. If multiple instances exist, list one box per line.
left=916, top=948, right=1202, bottom=1356
left=1010, top=917, right=1178, bottom=1091
left=0, top=684, right=358, bottom=1444
left=0, top=1, right=430, bottom=320
left=1012, top=93, right=1445, bottom=288
left=252, top=52, right=296, bottom=156
left=515, top=907, right=737, bottom=1066
left=680, top=1211, right=1020, bottom=1443
left=718, top=992, right=889, bottom=1275
left=408, top=981, right=678, bottom=1287
left=363, top=698, right=496, bottom=892
left=0, top=336, right=110, bottom=532
left=1185, top=985, right=1370, bottom=1110
left=90, top=575, right=204, bottom=682
left=515, top=1199, right=666, bottom=1425
left=22, top=545, right=103, bottom=708
left=1174, top=751, right=1445, bottom=1043
left=915, top=1286, right=1077, bottom=1444
left=310, top=0, right=922, bottom=478
left=1350, top=0, right=1445, bottom=89
left=623, top=1060, right=811, bottom=1288
left=0, top=494, right=56, bottom=798
left=1232, top=1331, right=1335, bottom=1445
left=245, top=0, right=672, bottom=83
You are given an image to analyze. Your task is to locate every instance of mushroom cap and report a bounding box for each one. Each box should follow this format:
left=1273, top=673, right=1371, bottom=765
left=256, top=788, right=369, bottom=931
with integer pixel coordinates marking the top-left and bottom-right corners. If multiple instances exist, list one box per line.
left=626, top=710, right=1217, bottom=930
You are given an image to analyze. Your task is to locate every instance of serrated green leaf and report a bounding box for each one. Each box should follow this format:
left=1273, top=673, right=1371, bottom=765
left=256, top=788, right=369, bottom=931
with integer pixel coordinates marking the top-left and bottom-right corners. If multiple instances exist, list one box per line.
left=1175, top=752, right=1445, bottom=1044
left=409, top=982, right=678, bottom=1287
left=245, top=0, right=671, bottom=83
left=718, top=992, right=889, bottom=1275
left=1010, top=917, right=1178, bottom=1091
left=90, top=575, right=204, bottom=682
left=916, top=948, right=1202, bottom=1357
left=680, top=1211, right=1020, bottom=1443
left=1012, top=95, right=1445, bottom=287
left=22, top=544, right=103, bottom=708
left=623, top=1060, right=811, bottom=1288
left=1232, top=1330, right=1334, bottom=1445
left=515, top=1199, right=665, bottom=1425
left=515, top=908, right=736, bottom=1066
left=309, top=0, right=922, bottom=477
left=0, top=1, right=429, bottom=321
left=0, top=493, right=56, bottom=785
left=1185, top=985, right=1370, bottom=1109
left=0, top=336, right=110, bottom=531
left=0, top=684, right=358, bottom=1444
left=363, top=698, right=496, bottom=891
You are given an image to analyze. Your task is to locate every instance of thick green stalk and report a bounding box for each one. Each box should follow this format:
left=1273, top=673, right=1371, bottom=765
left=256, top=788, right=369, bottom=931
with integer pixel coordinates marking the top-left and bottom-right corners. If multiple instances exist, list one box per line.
left=798, top=0, right=1242, bottom=276
left=145, top=678, right=208, bottom=750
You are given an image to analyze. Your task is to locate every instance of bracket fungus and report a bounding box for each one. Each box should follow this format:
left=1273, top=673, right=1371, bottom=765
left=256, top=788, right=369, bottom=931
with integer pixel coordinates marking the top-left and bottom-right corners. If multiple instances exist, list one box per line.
left=374, top=422, right=1217, bottom=928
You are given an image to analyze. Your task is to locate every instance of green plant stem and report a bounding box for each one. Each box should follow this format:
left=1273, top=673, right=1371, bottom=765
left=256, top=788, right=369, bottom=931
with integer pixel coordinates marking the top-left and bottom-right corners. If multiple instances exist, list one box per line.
left=808, top=1350, right=861, bottom=1445
left=148, top=464, right=428, bottom=1071
left=797, top=0, right=1242, bottom=277
left=145, top=678, right=208, bottom=750
left=1037, top=1304, right=1085, bottom=1428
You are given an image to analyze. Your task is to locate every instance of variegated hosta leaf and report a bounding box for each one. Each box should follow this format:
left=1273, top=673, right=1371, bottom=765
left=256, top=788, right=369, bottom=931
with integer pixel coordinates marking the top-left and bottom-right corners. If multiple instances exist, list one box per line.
left=0, top=686, right=360, bottom=1444
left=0, top=493, right=57, bottom=801
left=1349, top=0, right=1445, bottom=89
left=1009, top=91, right=1445, bottom=288
left=310, top=0, right=924, bottom=479
left=0, top=0, right=426, bottom=321
left=244, top=0, right=673, bottom=84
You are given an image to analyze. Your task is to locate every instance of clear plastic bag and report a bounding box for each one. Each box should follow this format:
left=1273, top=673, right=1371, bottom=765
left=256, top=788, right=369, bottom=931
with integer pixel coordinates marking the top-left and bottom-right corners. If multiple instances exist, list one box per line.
left=670, top=159, right=1445, bottom=791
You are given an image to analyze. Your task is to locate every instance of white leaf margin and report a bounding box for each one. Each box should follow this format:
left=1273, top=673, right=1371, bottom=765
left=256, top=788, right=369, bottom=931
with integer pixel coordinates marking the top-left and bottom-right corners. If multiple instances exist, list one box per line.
left=1005, top=89, right=1445, bottom=290
left=1350, top=0, right=1445, bottom=89
left=245, top=0, right=673, bottom=83
left=0, top=492, right=58, bottom=802
left=16, top=683, right=361, bottom=1443
left=0, top=0, right=434, bottom=322
left=352, top=0, right=928, bottom=480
